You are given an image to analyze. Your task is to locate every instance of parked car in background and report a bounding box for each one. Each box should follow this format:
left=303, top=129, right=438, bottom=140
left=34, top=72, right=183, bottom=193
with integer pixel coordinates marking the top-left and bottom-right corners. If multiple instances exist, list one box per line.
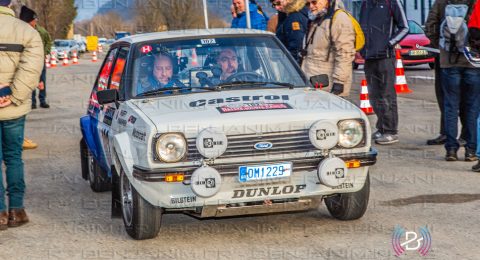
left=103, top=39, right=115, bottom=50
left=354, top=20, right=435, bottom=69
left=76, top=40, right=87, bottom=53
left=54, top=40, right=81, bottom=59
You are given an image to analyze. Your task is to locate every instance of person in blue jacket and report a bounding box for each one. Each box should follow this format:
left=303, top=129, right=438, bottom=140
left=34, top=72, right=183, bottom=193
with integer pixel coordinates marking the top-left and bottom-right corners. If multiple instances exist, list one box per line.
left=276, top=0, right=309, bottom=64
left=231, top=0, right=269, bottom=30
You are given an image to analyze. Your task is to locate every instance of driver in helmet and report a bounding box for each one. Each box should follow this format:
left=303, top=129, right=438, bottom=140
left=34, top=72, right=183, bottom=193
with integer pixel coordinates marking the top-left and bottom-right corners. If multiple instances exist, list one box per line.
left=137, top=53, right=186, bottom=95
left=216, top=48, right=239, bottom=81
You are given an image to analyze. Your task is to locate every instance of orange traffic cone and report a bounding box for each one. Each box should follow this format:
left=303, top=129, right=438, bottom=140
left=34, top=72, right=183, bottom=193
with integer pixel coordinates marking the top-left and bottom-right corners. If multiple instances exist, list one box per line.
left=50, top=53, right=57, bottom=68
left=360, top=79, right=374, bottom=115
left=62, top=51, right=69, bottom=66
left=191, top=48, right=198, bottom=66
left=91, top=51, right=97, bottom=62
left=72, top=51, right=79, bottom=64
left=394, top=49, right=412, bottom=94
left=45, top=55, right=51, bottom=68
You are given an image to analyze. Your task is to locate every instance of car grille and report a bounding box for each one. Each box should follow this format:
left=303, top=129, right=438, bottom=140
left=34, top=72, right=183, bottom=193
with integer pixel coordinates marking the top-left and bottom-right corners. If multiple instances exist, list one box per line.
left=187, top=130, right=317, bottom=160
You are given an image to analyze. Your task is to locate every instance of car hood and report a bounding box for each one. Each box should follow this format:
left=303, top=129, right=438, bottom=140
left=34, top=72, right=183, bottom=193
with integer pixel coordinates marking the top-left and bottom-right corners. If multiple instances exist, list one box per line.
left=130, top=88, right=364, bottom=133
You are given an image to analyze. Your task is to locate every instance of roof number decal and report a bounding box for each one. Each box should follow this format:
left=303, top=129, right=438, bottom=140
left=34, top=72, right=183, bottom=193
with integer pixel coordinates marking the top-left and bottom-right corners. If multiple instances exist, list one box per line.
left=201, top=39, right=216, bottom=45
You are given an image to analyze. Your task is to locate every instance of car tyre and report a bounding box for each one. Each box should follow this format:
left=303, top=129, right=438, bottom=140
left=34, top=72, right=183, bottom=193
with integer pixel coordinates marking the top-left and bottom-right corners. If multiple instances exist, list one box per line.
left=324, top=173, right=370, bottom=220
left=80, top=138, right=89, bottom=181
left=353, top=62, right=359, bottom=70
left=82, top=139, right=111, bottom=192
left=428, top=62, right=435, bottom=69
left=120, top=169, right=162, bottom=240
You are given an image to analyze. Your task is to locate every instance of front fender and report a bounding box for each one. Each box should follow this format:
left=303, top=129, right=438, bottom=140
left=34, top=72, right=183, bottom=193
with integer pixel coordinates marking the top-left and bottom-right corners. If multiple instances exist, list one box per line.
left=113, top=132, right=137, bottom=177
left=113, top=132, right=163, bottom=205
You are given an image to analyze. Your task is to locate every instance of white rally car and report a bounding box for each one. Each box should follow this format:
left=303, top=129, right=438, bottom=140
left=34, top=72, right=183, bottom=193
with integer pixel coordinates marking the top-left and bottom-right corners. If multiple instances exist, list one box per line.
left=79, top=29, right=377, bottom=240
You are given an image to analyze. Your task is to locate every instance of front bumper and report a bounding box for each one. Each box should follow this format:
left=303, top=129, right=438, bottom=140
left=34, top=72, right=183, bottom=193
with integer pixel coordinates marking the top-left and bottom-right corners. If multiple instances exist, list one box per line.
left=133, top=149, right=377, bottom=182
left=129, top=149, right=377, bottom=212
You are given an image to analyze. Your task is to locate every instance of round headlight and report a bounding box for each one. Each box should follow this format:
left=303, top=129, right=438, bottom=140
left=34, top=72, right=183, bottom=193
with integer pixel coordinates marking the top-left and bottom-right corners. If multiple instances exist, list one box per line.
left=338, top=120, right=364, bottom=148
left=155, top=133, right=187, bottom=163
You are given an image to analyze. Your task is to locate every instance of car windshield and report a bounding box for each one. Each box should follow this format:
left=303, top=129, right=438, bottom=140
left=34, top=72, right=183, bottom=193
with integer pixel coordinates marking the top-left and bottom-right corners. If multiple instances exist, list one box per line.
left=130, top=35, right=306, bottom=97
left=55, top=41, right=70, bottom=47
left=408, top=21, right=424, bottom=34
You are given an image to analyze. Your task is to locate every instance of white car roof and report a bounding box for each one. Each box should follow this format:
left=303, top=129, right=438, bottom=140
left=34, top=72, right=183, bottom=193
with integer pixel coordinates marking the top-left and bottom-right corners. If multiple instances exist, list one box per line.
left=118, top=28, right=274, bottom=44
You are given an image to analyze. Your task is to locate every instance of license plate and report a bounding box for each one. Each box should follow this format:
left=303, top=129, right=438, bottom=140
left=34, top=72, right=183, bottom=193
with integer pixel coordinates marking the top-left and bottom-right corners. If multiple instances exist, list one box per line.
left=239, top=162, right=292, bottom=182
left=409, top=50, right=428, bottom=56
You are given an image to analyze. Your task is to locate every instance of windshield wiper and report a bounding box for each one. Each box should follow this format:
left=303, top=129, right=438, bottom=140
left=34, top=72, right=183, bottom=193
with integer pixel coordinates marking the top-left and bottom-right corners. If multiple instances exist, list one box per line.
left=215, top=81, right=296, bottom=90
left=137, top=87, right=192, bottom=97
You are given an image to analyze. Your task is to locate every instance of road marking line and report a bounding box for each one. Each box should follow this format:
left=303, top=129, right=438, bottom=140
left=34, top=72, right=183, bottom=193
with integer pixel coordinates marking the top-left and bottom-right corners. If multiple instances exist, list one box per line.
left=408, top=76, right=435, bottom=80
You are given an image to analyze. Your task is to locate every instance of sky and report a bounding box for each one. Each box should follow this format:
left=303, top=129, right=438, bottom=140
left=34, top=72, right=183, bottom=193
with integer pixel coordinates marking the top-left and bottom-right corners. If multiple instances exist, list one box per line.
left=74, top=0, right=276, bottom=22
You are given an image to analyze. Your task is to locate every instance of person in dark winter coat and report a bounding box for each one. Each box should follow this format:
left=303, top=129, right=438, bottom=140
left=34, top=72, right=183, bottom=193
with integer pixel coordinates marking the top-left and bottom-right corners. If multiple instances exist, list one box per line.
left=276, top=0, right=309, bottom=64
left=20, top=5, right=51, bottom=110
left=359, top=0, right=409, bottom=145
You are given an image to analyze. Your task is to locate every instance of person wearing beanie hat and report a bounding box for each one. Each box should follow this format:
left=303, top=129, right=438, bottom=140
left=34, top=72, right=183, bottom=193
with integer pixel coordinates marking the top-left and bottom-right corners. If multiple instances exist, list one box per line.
left=19, top=5, right=37, bottom=23
left=0, top=0, right=12, bottom=7
left=20, top=5, right=52, bottom=111
left=0, top=0, right=44, bottom=230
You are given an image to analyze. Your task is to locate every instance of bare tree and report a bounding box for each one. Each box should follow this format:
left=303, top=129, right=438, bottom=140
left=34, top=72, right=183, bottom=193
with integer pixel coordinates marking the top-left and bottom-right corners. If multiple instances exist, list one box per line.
left=75, top=11, right=133, bottom=38
left=133, top=0, right=226, bottom=32
left=14, top=0, right=77, bottom=39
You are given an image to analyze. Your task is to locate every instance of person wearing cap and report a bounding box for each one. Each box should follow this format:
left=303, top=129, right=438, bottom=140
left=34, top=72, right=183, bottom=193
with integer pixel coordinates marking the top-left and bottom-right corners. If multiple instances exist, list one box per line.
left=0, top=0, right=44, bottom=230
left=301, top=0, right=356, bottom=96
left=20, top=5, right=51, bottom=110
left=19, top=6, right=51, bottom=150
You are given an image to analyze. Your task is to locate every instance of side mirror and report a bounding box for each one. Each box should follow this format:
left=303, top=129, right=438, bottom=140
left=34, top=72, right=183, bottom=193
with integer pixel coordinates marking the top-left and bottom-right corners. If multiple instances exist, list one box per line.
left=310, top=74, right=329, bottom=89
left=97, top=89, right=119, bottom=105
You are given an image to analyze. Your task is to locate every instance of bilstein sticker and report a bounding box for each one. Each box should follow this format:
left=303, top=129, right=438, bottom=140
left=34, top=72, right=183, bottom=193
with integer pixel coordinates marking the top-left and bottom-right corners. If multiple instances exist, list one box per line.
left=331, top=183, right=354, bottom=190
left=170, top=196, right=197, bottom=204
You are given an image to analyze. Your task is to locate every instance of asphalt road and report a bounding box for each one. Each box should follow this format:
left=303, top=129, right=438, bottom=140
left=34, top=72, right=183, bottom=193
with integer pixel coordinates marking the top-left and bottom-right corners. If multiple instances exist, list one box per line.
left=1, top=56, right=479, bottom=260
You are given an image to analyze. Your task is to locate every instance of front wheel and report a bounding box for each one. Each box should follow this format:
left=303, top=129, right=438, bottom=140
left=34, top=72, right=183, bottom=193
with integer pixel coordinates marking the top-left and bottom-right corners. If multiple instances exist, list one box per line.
left=428, top=62, right=435, bottom=69
left=353, top=62, right=359, bottom=70
left=120, top=170, right=162, bottom=240
left=324, top=173, right=370, bottom=220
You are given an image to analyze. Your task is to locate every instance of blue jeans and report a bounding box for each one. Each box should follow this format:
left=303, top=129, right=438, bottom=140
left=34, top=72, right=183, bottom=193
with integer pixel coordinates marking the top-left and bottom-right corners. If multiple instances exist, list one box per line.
left=477, top=115, right=480, bottom=157
left=441, top=68, right=480, bottom=151
left=0, top=116, right=26, bottom=212
left=32, top=65, right=47, bottom=105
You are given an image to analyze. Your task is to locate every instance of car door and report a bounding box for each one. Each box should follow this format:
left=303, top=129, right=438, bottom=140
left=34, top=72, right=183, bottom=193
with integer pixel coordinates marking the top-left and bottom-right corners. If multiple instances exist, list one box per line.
left=107, top=46, right=129, bottom=142
left=87, top=48, right=118, bottom=173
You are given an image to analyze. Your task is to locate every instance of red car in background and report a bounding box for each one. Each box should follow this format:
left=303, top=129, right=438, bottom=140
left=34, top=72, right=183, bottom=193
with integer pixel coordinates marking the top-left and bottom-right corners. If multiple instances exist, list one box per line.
left=354, top=20, right=436, bottom=69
